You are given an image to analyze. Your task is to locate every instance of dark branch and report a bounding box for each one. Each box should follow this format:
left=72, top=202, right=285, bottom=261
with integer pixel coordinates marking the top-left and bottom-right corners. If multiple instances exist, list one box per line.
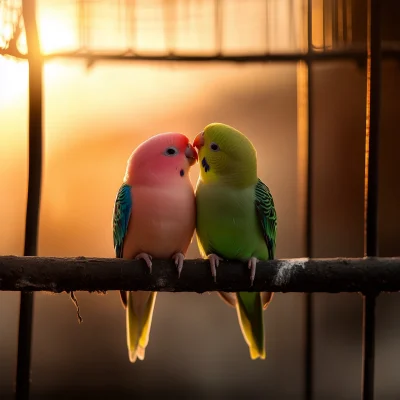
left=0, top=47, right=27, bottom=59
left=0, top=256, right=399, bottom=294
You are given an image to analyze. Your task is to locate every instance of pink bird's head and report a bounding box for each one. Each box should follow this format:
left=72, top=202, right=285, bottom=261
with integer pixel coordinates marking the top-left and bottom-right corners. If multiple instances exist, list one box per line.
left=124, top=132, right=198, bottom=186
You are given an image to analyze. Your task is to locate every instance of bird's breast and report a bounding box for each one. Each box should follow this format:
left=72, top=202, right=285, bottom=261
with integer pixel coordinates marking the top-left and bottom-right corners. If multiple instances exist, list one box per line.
left=196, top=183, right=266, bottom=260
left=122, top=183, right=195, bottom=259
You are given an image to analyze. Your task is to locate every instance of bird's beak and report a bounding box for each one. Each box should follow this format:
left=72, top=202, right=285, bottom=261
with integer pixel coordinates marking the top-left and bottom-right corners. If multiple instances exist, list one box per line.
left=185, top=143, right=198, bottom=166
left=193, top=132, right=205, bottom=150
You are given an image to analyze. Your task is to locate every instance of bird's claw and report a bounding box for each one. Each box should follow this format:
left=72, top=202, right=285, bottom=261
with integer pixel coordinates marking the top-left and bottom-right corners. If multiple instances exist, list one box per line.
left=135, top=253, right=153, bottom=273
left=207, top=254, right=223, bottom=282
left=248, top=257, right=258, bottom=286
left=173, top=252, right=185, bottom=278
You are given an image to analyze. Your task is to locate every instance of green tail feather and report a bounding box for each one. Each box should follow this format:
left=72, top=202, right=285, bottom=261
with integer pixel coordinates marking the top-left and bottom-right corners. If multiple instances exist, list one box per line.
left=236, top=292, right=266, bottom=359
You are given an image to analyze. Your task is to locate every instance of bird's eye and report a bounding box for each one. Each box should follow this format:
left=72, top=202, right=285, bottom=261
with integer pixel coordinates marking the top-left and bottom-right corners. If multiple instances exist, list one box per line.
left=210, top=142, right=219, bottom=151
left=164, top=147, right=178, bottom=156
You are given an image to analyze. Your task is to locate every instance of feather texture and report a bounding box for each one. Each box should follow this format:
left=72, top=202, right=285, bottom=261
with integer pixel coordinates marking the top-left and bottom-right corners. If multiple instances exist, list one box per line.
left=113, top=183, right=132, bottom=259
left=255, top=178, right=277, bottom=260
left=112, top=132, right=196, bottom=363
left=194, top=122, right=277, bottom=360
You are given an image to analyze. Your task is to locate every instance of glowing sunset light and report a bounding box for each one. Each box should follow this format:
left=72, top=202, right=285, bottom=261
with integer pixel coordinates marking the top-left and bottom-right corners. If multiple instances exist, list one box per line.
left=0, top=57, right=28, bottom=107
left=37, top=8, right=78, bottom=54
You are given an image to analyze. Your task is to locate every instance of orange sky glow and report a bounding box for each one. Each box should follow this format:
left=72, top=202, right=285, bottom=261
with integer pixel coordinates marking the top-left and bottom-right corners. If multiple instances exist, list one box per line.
left=0, top=0, right=328, bottom=259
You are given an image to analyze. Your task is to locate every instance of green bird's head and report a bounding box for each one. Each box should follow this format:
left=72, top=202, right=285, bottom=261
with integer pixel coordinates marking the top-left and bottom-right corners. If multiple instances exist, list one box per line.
left=193, top=122, right=258, bottom=187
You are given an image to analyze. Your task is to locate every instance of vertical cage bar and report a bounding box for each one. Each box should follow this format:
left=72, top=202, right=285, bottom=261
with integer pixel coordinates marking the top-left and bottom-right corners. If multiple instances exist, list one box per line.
left=296, top=0, right=315, bottom=398
left=126, top=0, right=137, bottom=53
left=163, top=0, right=176, bottom=55
left=332, top=0, right=338, bottom=46
left=342, top=0, right=348, bottom=43
left=322, top=0, right=326, bottom=50
left=215, top=0, right=222, bottom=55
left=298, top=62, right=314, bottom=400
left=265, top=0, right=270, bottom=51
left=362, top=295, right=376, bottom=400
left=77, top=0, right=88, bottom=50
left=362, top=0, right=381, bottom=399
left=345, top=0, right=352, bottom=44
left=16, top=0, right=43, bottom=399
left=305, top=0, right=313, bottom=399
left=337, top=0, right=344, bottom=43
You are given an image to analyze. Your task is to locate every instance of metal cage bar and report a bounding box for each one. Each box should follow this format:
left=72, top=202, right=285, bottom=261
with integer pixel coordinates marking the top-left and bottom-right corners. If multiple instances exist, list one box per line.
left=15, top=0, right=43, bottom=399
left=304, top=0, right=314, bottom=398
left=362, top=0, right=381, bottom=399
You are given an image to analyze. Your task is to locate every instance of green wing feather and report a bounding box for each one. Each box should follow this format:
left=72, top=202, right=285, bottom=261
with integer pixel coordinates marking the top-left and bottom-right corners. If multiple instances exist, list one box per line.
left=255, top=178, right=277, bottom=260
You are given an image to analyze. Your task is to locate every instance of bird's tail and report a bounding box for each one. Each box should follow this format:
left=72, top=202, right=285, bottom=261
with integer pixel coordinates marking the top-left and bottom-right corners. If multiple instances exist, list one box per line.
left=126, top=291, right=157, bottom=363
left=236, top=292, right=266, bottom=359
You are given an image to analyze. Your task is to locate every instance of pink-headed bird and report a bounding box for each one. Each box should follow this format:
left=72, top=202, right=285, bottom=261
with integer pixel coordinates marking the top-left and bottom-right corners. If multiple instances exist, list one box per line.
left=112, top=132, right=198, bottom=362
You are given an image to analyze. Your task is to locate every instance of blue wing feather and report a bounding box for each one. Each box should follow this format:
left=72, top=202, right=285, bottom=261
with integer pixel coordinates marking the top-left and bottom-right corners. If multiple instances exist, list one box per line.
left=113, top=183, right=133, bottom=258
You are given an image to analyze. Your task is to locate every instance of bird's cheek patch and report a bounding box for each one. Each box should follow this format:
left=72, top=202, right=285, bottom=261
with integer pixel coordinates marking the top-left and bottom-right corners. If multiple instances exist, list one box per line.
left=202, top=157, right=210, bottom=172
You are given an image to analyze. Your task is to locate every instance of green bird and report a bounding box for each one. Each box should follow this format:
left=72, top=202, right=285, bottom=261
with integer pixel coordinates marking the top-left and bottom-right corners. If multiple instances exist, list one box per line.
left=193, top=122, right=277, bottom=359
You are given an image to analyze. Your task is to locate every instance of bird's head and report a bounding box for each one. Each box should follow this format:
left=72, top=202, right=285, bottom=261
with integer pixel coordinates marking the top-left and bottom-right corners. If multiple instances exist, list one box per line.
left=124, top=132, right=198, bottom=186
left=193, top=122, right=257, bottom=187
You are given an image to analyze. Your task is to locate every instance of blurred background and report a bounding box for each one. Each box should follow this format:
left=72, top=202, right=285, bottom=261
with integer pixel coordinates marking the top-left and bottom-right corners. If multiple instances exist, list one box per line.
left=0, top=0, right=399, bottom=399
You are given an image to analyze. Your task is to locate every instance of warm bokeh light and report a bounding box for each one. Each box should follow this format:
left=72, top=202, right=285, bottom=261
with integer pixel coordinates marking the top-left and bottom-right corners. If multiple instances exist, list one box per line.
left=37, top=0, right=78, bottom=54
left=0, top=57, right=28, bottom=107
left=38, top=12, right=76, bottom=54
left=0, top=0, right=306, bottom=109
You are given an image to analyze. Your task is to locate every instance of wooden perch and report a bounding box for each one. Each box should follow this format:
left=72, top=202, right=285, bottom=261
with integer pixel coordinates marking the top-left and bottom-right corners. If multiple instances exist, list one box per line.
left=0, top=256, right=400, bottom=294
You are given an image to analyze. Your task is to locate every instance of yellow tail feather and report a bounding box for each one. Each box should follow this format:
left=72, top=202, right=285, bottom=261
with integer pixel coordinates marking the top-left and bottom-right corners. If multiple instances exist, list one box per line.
left=126, top=291, right=157, bottom=363
left=235, top=293, right=266, bottom=360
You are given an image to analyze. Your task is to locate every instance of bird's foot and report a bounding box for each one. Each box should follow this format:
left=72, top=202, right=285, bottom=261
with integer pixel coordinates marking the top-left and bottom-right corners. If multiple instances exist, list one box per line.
left=248, top=257, right=259, bottom=286
left=207, top=254, right=223, bottom=282
left=135, top=253, right=153, bottom=273
left=172, top=252, right=185, bottom=278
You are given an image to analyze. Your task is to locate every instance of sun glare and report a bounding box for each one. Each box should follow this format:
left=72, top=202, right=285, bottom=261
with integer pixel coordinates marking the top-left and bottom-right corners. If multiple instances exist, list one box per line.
left=0, top=6, right=76, bottom=107
left=0, top=57, right=28, bottom=107
left=38, top=10, right=77, bottom=54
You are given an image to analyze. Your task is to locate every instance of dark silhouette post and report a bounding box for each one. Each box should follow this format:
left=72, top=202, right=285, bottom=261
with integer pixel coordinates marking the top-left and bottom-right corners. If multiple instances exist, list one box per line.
left=304, top=1, right=314, bottom=399
left=16, top=0, right=43, bottom=399
left=362, top=0, right=381, bottom=399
